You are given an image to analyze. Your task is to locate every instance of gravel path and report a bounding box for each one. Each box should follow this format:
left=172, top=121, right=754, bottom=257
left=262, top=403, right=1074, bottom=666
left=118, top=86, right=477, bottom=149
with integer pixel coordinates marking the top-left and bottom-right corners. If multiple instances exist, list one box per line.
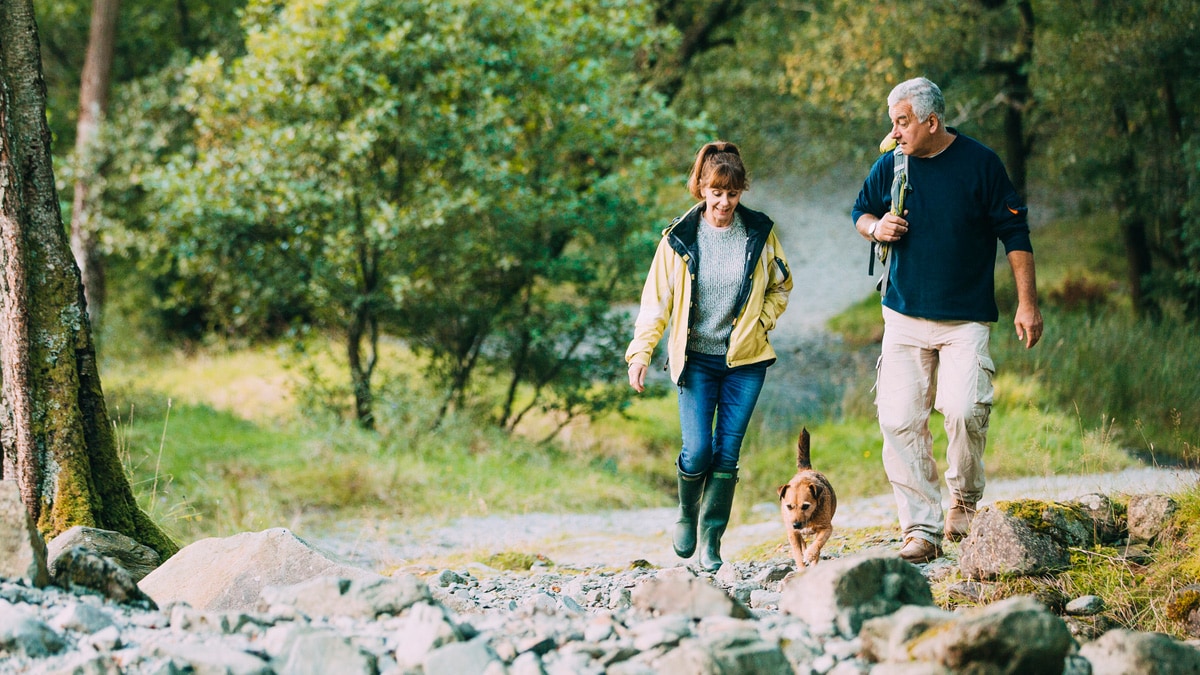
left=310, top=177, right=1200, bottom=575
left=316, top=465, right=1200, bottom=573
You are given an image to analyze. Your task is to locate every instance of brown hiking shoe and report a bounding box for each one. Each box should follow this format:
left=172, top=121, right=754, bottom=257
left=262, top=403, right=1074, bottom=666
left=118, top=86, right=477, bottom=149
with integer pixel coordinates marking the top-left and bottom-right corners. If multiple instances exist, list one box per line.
left=946, top=499, right=978, bottom=542
left=898, top=537, right=943, bottom=564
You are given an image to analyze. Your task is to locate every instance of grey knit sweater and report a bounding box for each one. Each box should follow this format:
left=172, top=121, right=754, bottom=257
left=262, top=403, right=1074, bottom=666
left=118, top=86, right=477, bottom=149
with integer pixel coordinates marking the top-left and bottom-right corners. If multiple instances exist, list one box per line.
left=689, top=215, right=747, bottom=355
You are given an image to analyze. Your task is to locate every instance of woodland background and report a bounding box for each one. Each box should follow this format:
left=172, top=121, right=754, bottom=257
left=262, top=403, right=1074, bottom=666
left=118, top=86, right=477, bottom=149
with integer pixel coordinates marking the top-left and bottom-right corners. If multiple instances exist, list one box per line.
left=0, top=0, right=1196, bottom=555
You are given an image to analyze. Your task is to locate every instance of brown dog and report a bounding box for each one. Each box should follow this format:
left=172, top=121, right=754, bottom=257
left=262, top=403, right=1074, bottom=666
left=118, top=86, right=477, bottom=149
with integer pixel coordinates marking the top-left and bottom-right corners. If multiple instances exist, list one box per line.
left=777, top=428, right=837, bottom=567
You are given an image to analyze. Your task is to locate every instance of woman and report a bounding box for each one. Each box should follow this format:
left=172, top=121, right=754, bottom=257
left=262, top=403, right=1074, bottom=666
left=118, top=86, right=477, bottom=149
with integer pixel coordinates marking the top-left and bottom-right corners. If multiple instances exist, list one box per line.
left=625, top=141, right=792, bottom=571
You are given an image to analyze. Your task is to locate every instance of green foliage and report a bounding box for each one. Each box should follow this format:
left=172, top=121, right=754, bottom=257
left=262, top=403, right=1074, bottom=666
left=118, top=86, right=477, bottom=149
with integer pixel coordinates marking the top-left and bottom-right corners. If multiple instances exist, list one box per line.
left=1034, top=0, right=1200, bottom=317
left=121, top=0, right=702, bottom=427
left=774, top=0, right=1022, bottom=172
left=35, top=0, right=248, bottom=147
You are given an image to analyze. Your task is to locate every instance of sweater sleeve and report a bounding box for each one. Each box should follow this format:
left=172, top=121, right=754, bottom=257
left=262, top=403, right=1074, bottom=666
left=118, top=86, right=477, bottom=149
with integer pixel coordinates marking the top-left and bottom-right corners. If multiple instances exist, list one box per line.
left=852, top=153, right=894, bottom=224
left=985, top=156, right=1032, bottom=254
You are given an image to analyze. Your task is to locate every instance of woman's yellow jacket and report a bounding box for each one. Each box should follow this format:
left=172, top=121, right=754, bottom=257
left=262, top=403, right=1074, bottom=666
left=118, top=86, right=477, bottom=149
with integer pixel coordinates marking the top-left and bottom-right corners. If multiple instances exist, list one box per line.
left=625, top=202, right=792, bottom=385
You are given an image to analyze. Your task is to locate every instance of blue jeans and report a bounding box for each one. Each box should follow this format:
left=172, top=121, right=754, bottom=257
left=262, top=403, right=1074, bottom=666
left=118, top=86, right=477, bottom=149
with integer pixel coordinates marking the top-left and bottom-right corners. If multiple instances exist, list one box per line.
left=677, top=351, right=768, bottom=475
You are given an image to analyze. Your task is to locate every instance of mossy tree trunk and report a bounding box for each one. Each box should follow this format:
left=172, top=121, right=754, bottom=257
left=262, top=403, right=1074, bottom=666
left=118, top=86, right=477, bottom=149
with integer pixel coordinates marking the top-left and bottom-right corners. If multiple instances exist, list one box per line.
left=0, top=0, right=177, bottom=560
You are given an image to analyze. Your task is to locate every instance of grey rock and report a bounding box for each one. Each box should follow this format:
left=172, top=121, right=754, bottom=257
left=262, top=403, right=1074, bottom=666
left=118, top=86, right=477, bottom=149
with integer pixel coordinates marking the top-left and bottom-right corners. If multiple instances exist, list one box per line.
left=274, top=630, right=378, bottom=675
left=138, top=528, right=383, bottom=612
left=1071, top=493, right=1124, bottom=544
left=52, top=547, right=156, bottom=608
left=631, top=575, right=751, bottom=619
left=779, top=552, right=934, bottom=638
left=0, top=600, right=66, bottom=657
left=859, top=605, right=954, bottom=663
left=148, top=640, right=273, bottom=675
left=959, top=505, right=1071, bottom=580
left=1079, top=628, right=1200, bottom=675
left=424, top=638, right=501, bottom=675
left=258, top=574, right=431, bottom=619
left=1065, top=595, right=1105, bottom=616
left=47, top=526, right=161, bottom=583
left=907, top=596, right=1073, bottom=675
left=0, top=479, right=51, bottom=587
left=49, top=601, right=115, bottom=633
left=1127, top=494, right=1178, bottom=544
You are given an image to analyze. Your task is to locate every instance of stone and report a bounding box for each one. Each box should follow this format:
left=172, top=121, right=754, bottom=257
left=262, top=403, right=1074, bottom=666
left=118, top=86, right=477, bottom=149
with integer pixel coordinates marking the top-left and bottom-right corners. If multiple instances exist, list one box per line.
left=0, top=601, right=66, bottom=658
left=1065, top=595, right=1105, bottom=616
left=1071, top=493, right=1125, bottom=544
left=859, top=605, right=954, bottom=663
left=1079, top=628, right=1200, bottom=675
left=257, top=574, right=431, bottom=619
left=52, top=547, right=156, bottom=608
left=630, top=576, right=751, bottom=619
left=906, top=596, right=1073, bottom=675
left=138, top=528, right=383, bottom=612
left=958, top=504, right=1071, bottom=580
left=46, top=526, right=161, bottom=583
left=0, top=480, right=50, bottom=587
left=1127, top=494, right=1178, bottom=544
left=779, top=552, right=934, bottom=639
left=274, top=630, right=378, bottom=675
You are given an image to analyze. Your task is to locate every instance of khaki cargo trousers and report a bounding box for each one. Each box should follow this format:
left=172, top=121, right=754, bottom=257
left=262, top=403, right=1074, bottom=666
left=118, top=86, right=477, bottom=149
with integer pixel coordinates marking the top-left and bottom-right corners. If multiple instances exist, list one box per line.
left=875, top=307, right=995, bottom=546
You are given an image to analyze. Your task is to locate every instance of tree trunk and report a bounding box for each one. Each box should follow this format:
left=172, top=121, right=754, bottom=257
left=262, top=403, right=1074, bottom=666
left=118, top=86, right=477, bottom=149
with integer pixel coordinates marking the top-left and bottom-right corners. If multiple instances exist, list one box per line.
left=978, top=0, right=1034, bottom=201
left=651, top=0, right=749, bottom=103
left=70, top=0, right=121, bottom=326
left=1112, top=102, right=1159, bottom=321
left=0, top=0, right=177, bottom=559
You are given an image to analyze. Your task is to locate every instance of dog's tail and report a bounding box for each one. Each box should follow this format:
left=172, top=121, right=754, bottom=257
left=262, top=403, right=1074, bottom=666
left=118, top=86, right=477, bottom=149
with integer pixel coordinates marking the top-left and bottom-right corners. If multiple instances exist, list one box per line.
left=796, top=427, right=812, bottom=470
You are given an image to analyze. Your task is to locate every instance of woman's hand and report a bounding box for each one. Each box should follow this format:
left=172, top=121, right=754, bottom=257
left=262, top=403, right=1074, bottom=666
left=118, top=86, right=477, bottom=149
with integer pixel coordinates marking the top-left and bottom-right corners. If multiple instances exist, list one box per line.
left=628, top=362, right=647, bottom=393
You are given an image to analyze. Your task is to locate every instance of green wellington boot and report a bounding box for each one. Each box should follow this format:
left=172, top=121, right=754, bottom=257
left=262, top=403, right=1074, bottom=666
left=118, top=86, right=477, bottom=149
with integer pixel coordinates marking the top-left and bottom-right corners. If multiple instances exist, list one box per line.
left=698, top=470, right=738, bottom=572
left=673, top=465, right=707, bottom=558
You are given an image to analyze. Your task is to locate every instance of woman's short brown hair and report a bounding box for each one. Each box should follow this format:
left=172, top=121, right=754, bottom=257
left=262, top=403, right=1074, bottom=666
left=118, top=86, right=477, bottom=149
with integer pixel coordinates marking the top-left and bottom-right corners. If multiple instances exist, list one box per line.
left=686, top=141, right=748, bottom=201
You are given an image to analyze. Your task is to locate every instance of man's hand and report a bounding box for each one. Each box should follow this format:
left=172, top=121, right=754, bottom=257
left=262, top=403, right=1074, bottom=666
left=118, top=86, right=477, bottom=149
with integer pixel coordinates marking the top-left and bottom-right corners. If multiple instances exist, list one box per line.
left=628, top=362, right=647, bottom=392
left=875, top=212, right=909, bottom=242
left=858, top=212, right=909, bottom=243
left=1014, top=304, right=1043, bottom=348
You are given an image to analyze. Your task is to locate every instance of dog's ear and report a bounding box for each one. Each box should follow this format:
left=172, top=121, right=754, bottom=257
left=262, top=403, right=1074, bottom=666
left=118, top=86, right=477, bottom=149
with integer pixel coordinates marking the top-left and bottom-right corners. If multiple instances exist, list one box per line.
left=808, top=483, right=823, bottom=500
left=777, top=484, right=789, bottom=500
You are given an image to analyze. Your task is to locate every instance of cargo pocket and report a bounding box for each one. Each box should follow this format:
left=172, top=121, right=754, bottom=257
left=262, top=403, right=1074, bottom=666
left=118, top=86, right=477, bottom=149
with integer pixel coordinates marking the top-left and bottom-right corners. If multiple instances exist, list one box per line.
left=973, top=354, right=996, bottom=430
left=975, top=355, right=996, bottom=406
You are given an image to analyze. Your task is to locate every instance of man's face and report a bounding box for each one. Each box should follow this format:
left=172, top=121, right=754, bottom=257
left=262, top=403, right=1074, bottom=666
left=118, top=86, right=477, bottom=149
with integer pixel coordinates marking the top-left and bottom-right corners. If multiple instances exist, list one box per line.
left=888, top=100, right=937, bottom=157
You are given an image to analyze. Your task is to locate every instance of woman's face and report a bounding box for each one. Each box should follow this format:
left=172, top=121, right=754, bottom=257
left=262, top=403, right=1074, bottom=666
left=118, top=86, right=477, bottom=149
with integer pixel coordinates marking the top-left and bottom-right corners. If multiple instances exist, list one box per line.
left=700, top=185, right=741, bottom=228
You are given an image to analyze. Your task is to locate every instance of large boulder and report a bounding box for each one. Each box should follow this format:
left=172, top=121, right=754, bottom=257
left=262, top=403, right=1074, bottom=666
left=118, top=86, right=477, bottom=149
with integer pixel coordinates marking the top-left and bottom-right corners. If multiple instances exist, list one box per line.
left=1079, top=628, right=1200, bottom=675
left=905, top=596, right=1073, bottom=675
left=779, top=551, right=933, bottom=638
left=138, top=528, right=383, bottom=612
left=631, top=572, right=752, bottom=620
left=959, top=501, right=1091, bottom=580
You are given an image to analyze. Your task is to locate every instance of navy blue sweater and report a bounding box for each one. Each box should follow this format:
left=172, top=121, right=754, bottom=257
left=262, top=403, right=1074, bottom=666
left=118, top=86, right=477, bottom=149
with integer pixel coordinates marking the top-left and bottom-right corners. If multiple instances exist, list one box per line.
left=852, top=131, right=1032, bottom=323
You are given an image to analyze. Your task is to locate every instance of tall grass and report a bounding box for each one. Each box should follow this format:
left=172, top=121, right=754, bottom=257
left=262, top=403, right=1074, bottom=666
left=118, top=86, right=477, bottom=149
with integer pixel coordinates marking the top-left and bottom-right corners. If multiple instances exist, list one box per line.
left=104, top=340, right=670, bottom=546
left=991, top=307, right=1200, bottom=464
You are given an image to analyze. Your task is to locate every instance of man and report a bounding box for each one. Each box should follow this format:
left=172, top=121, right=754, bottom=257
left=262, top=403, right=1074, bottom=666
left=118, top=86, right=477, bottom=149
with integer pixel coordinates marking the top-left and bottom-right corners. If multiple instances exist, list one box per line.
left=852, top=77, right=1043, bottom=564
